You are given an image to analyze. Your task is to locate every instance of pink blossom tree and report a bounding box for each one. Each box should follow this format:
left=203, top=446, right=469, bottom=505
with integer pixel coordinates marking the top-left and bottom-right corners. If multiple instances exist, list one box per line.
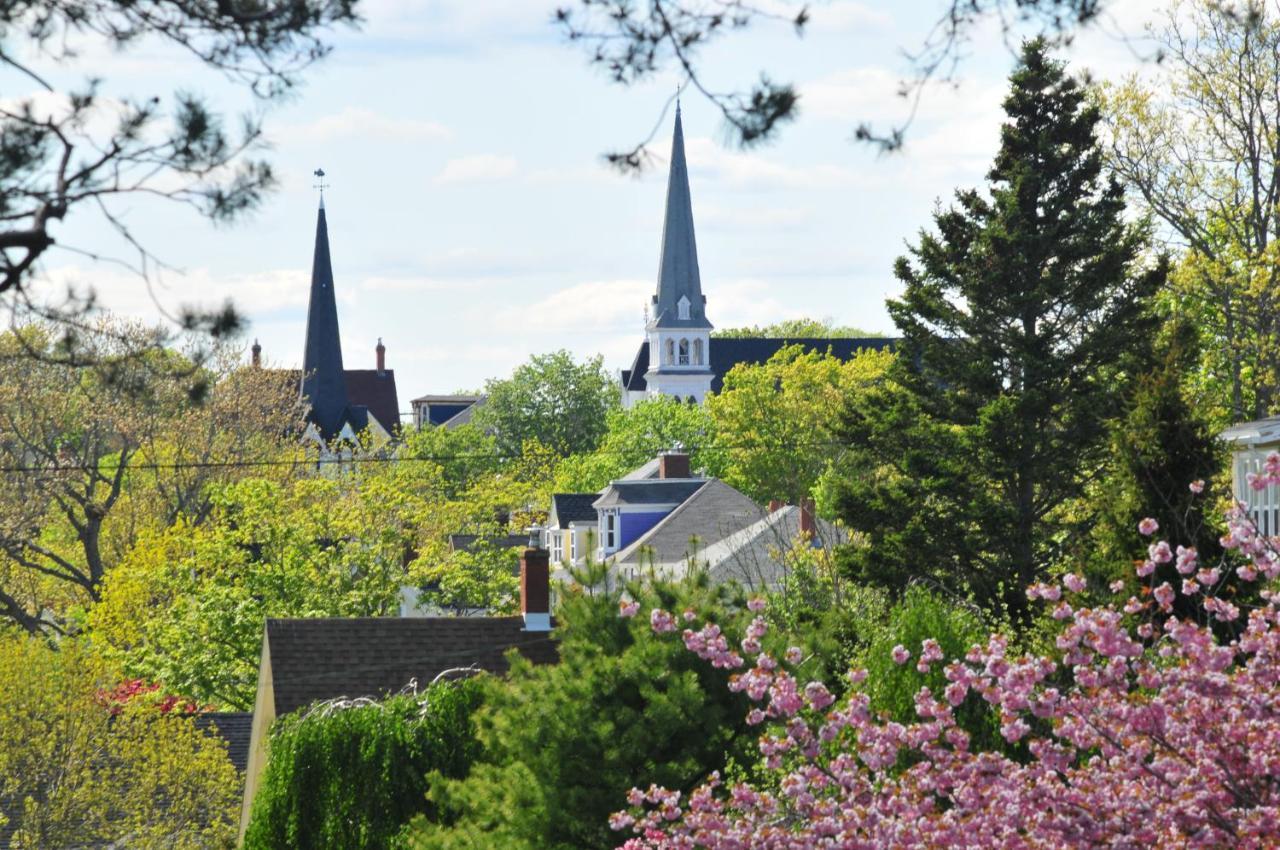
left=612, top=462, right=1280, bottom=848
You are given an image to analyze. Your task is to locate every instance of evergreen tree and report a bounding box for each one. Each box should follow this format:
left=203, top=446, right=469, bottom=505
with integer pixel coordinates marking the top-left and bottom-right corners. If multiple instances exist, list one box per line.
left=834, top=39, right=1166, bottom=616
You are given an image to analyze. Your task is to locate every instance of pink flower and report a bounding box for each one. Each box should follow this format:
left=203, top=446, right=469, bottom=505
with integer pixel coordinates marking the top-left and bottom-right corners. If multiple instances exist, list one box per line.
left=1110, top=580, right=1125, bottom=593
left=1149, top=541, right=1174, bottom=564
left=1063, top=573, right=1086, bottom=593
left=619, top=600, right=640, bottom=618
left=746, top=597, right=767, bottom=612
left=785, top=646, right=804, bottom=665
left=1189, top=479, right=1205, bottom=494
left=1138, top=517, right=1159, bottom=536
left=891, top=644, right=910, bottom=665
left=650, top=608, right=677, bottom=633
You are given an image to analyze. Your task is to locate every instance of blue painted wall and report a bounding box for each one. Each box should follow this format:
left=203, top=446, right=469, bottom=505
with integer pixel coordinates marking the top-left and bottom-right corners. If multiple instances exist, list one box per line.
left=619, top=511, right=670, bottom=549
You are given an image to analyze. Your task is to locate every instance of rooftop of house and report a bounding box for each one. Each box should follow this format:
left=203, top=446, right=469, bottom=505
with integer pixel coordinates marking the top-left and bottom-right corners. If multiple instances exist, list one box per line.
left=194, top=712, right=253, bottom=774
left=549, top=493, right=600, bottom=528
left=609, top=479, right=762, bottom=565
left=593, top=478, right=706, bottom=509
left=620, top=337, right=896, bottom=394
left=1221, top=415, right=1280, bottom=447
left=693, top=505, right=846, bottom=586
left=411, top=394, right=482, bottom=405
left=263, top=617, right=558, bottom=717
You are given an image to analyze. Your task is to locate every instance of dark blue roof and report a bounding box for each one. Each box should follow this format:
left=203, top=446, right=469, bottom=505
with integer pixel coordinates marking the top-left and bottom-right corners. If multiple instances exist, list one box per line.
left=622, top=337, right=898, bottom=393
left=300, top=203, right=350, bottom=440
left=426, top=402, right=474, bottom=426
left=550, top=494, right=600, bottom=528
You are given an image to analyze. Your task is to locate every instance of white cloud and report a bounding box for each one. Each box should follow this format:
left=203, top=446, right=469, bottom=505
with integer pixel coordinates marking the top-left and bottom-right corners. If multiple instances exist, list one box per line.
left=682, top=136, right=864, bottom=191
left=433, top=154, right=519, bottom=184
left=808, top=1, right=893, bottom=32
left=699, top=204, right=812, bottom=231
left=34, top=264, right=310, bottom=325
left=496, top=278, right=651, bottom=332
left=272, top=107, right=451, bottom=144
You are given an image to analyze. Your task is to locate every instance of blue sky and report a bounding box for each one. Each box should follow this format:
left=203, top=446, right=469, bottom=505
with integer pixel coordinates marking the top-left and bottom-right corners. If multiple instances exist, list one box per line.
left=27, top=0, right=1164, bottom=411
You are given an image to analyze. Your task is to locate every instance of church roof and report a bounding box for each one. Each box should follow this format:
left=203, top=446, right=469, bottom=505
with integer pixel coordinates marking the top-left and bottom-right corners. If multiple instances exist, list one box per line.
left=300, top=200, right=350, bottom=439
left=343, top=369, right=400, bottom=435
left=621, top=337, right=897, bottom=394
left=650, top=104, right=710, bottom=331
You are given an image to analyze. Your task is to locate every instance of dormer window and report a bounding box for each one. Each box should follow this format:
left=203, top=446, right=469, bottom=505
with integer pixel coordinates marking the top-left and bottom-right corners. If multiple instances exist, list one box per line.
left=677, top=295, right=691, bottom=320
left=604, top=511, right=618, bottom=552
left=678, top=339, right=690, bottom=366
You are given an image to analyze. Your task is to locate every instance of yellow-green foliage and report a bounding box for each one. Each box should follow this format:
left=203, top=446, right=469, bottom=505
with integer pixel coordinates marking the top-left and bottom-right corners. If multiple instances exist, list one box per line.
left=0, top=635, right=239, bottom=848
left=707, top=345, right=894, bottom=504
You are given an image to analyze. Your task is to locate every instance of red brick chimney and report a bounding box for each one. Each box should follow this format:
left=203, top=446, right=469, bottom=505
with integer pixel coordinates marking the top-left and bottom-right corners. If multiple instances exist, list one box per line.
left=376, top=338, right=386, bottom=375
left=251, top=339, right=262, bottom=368
left=658, top=450, right=690, bottom=479
left=520, top=546, right=551, bottom=631
left=768, top=499, right=784, bottom=514
left=799, top=498, right=816, bottom=539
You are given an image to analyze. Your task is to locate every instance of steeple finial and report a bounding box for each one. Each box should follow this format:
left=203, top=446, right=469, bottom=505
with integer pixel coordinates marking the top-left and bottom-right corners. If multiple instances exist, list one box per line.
left=649, top=102, right=711, bottom=331
left=313, top=167, right=328, bottom=209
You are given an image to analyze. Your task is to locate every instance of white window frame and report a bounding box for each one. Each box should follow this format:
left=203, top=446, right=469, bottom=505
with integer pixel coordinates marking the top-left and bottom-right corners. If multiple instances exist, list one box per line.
left=604, top=511, right=618, bottom=552
left=693, top=338, right=704, bottom=365
left=678, top=338, right=690, bottom=366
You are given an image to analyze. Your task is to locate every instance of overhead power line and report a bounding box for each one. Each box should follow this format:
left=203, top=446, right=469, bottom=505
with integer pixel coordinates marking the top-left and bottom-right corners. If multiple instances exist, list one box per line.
left=0, top=439, right=853, bottom=475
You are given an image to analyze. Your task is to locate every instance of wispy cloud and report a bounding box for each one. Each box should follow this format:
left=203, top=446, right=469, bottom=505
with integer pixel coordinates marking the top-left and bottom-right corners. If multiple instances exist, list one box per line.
left=434, top=154, right=519, bottom=184
left=273, top=107, right=451, bottom=144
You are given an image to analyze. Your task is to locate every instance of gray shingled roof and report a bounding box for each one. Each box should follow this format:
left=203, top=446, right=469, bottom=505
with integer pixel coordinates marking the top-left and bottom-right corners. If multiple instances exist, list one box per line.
left=610, top=479, right=763, bottom=566
left=650, top=104, right=710, bottom=332
left=550, top=494, right=600, bottom=528
left=593, top=479, right=705, bottom=509
left=195, top=712, right=253, bottom=773
left=695, top=507, right=847, bottom=588
left=622, top=337, right=897, bottom=395
left=264, top=617, right=558, bottom=717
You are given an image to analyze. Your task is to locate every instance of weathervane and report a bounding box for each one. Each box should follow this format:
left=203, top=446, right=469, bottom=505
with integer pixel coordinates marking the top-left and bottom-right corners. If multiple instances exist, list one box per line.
left=313, top=167, right=328, bottom=193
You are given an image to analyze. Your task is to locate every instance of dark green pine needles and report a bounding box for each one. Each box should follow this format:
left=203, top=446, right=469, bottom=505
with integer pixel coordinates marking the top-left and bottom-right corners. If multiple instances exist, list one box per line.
left=833, top=38, right=1167, bottom=618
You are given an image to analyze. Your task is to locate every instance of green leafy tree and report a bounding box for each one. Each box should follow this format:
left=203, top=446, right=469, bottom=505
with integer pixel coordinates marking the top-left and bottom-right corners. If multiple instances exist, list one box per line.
left=0, top=325, right=301, bottom=635
left=472, top=351, right=619, bottom=457
left=708, top=345, right=893, bottom=505
left=0, top=635, right=239, bottom=848
left=401, top=566, right=761, bottom=850
left=553, top=396, right=715, bottom=493
left=712, top=318, right=885, bottom=339
left=90, top=475, right=415, bottom=708
left=832, top=40, right=1165, bottom=617
left=244, top=681, right=482, bottom=850
left=1079, top=318, right=1231, bottom=617
left=1104, top=0, right=1280, bottom=421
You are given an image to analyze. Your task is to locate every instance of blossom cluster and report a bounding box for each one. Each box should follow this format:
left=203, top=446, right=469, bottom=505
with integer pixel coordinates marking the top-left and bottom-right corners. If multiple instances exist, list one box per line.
left=610, top=459, right=1280, bottom=849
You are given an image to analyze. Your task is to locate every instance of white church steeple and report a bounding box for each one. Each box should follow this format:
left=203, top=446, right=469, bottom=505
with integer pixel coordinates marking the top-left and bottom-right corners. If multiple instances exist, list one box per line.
left=643, top=104, right=714, bottom=404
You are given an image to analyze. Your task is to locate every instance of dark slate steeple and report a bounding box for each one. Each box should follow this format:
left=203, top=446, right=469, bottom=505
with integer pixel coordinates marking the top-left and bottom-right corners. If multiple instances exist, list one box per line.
left=650, top=103, right=711, bottom=330
left=300, top=194, right=350, bottom=439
